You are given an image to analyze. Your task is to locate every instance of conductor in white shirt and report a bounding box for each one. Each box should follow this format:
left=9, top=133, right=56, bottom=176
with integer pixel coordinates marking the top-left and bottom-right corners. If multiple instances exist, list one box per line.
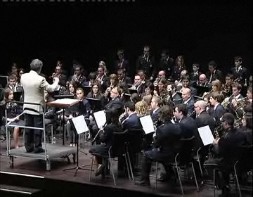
left=21, top=59, right=59, bottom=153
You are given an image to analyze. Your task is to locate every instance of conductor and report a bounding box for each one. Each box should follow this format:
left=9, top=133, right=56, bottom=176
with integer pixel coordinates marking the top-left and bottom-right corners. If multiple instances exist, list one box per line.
left=21, top=59, right=59, bottom=153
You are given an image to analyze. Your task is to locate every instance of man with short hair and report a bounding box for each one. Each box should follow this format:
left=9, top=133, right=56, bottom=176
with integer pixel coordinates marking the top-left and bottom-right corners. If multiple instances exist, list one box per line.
left=21, top=59, right=59, bottom=153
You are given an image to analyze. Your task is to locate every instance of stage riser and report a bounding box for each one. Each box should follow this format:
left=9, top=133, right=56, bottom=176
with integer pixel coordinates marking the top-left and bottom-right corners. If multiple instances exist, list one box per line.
left=0, top=172, right=161, bottom=197
left=0, top=189, right=43, bottom=197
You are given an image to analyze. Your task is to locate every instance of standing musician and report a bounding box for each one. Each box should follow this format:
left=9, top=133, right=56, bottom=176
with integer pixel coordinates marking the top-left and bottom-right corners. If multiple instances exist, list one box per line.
left=136, top=45, right=156, bottom=80
left=230, top=56, right=248, bottom=85
left=114, top=49, right=130, bottom=75
left=208, top=92, right=226, bottom=127
left=225, top=82, right=244, bottom=117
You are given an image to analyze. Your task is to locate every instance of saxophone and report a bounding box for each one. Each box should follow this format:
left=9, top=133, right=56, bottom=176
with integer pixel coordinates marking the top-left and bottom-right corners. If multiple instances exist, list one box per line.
left=213, top=124, right=224, bottom=139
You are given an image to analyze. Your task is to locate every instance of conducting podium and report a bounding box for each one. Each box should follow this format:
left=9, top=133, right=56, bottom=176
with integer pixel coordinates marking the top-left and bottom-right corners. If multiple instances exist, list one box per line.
left=47, top=97, right=80, bottom=145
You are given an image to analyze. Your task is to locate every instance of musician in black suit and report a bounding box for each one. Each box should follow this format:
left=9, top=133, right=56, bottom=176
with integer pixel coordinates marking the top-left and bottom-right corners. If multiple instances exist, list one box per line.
left=194, top=100, right=216, bottom=176
left=195, top=100, right=216, bottom=134
left=230, top=56, right=248, bottom=85
left=104, top=86, right=124, bottom=116
left=135, top=105, right=182, bottom=186
left=206, top=60, right=223, bottom=84
left=117, top=68, right=132, bottom=90
left=118, top=101, right=142, bottom=176
left=173, top=103, right=197, bottom=138
left=181, top=88, right=195, bottom=117
left=150, top=95, right=162, bottom=125
left=208, top=92, right=226, bottom=126
left=209, top=113, right=246, bottom=196
left=120, top=101, right=142, bottom=131
left=136, top=45, right=156, bottom=80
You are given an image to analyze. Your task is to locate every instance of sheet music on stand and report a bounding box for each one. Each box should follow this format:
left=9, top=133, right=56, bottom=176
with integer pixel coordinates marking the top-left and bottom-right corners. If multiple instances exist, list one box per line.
left=197, top=125, right=215, bottom=146
left=72, top=115, right=89, bottom=134
left=49, top=98, right=80, bottom=106
left=140, top=115, right=155, bottom=134
left=93, top=110, right=106, bottom=129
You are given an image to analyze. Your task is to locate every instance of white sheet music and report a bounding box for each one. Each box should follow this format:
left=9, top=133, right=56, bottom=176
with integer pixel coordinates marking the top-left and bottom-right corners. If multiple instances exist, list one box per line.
left=140, top=115, right=155, bottom=134
left=93, top=110, right=106, bottom=129
left=49, top=98, right=79, bottom=105
left=72, top=115, right=89, bottom=134
left=198, top=125, right=215, bottom=146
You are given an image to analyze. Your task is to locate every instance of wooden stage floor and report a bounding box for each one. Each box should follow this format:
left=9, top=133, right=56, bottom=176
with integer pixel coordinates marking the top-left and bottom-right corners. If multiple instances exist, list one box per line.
left=0, top=135, right=252, bottom=197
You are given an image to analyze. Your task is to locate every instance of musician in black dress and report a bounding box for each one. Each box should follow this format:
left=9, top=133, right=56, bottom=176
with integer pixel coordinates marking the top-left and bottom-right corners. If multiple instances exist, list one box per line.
left=89, top=109, right=123, bottom=176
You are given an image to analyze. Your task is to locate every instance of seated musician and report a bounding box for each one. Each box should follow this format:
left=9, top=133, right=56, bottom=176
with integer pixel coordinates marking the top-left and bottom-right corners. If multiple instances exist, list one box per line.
left=65, top=87, right=91, bottom=146
left=86, top=81, right=105, bottom=112
left=173, top=103, right=197, bottom=138
left=120, top=101, right=142, bottom=131
left=181, top=87, right=195, bottom=117
left=240, top=112, right=252, bottom=145
left=224, top=82, right=244, bottom=117
left=207, top=113, right=247, bottom=196
left=135, top=105, right=182, bottom=186
left=89, top=86, right=123, bottom=143
left=135, top=100, right=150, bottom=117
left=89, top=109, right=123, bottom=177
left=118, top=101, right=143, bottom=177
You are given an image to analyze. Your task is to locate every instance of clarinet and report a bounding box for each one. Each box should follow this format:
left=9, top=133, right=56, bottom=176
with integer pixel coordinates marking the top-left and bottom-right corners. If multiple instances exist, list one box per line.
left=91, top=122, right=107, bottom=143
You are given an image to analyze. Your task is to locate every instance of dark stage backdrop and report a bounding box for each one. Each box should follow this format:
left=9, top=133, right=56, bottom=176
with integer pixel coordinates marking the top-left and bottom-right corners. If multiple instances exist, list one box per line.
left=1, top=0, right=252, bottom=78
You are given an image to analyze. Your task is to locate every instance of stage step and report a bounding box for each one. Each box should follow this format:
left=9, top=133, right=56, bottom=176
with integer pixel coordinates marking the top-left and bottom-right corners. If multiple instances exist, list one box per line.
left=0, top=184, right=42, bottom=197
left=0, top=171, right=45, bottom=196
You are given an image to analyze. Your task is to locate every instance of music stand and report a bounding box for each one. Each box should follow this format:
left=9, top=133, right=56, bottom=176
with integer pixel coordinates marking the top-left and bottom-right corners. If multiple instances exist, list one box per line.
left=47, top=97, right=79, bottom=145
left=63, top=115, right=90, bottom=176
left=83, top=86, right=92, bottom=96
left=13, top=92, right=22, bottom=101
left=196, top=86, right=210, bottom=97
left=0, top=75, right=8, bottom=88
left=87, top=98, right=102, bottom=112
left=128, top=87, right=137, bottom=94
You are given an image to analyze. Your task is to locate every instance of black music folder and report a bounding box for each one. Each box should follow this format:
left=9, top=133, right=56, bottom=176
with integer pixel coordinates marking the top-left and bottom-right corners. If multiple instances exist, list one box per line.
left=196, top=86, right=210, bottom=96
left=13, top=91, right=22, bottom=101
left=87, top=98, right=102, bottom=111
left=128, top=87, right=137, bottom=94
left=0, top=75, right=8, bottom=88
left=83, top=86, right=92, bottom=95
left=54, top=94, right=75, bottom=99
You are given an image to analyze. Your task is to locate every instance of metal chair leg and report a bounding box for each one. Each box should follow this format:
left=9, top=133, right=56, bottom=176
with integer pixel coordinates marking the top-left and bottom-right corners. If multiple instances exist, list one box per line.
left=234, top=161, right=242, bottom=197
left=191, top=162, right=199, bottom=192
